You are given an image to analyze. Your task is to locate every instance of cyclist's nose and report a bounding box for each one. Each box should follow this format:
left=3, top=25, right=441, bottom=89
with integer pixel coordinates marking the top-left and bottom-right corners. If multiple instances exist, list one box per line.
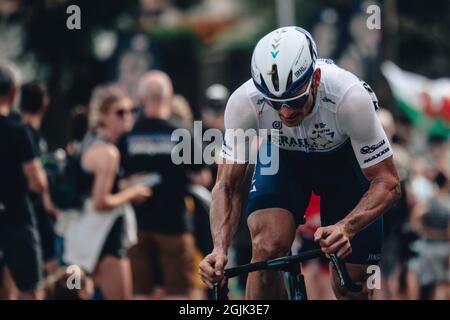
left=279, top=105, right=297, bottom=116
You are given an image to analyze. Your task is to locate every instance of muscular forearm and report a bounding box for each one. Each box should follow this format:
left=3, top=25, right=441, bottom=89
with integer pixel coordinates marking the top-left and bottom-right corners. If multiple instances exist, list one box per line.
left=339, top=178, right=401, bottom=238
left=210, top=181, right=242, bottom=254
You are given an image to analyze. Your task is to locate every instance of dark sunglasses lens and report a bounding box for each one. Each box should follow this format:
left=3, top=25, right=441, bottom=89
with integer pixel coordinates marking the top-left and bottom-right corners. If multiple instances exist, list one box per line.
left=268, top=94, right=309, bottom=110
left=268, top=100, right=283, bottom=110
left=115, top=109, right=133, bottom=118
left=289, top=95, right=309, bottom=109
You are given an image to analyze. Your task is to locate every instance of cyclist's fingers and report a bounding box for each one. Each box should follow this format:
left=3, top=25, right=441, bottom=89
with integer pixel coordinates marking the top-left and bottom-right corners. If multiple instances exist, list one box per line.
left=198, top=266, right=213, bottom=280
left=214, top=256, right=227, bottom=276
left=199, top=258, right=215, bottom=276
left=322, top=237, right=348, bottom=254
left=336, top=242, right=352, bottom=259
left=198, top=271, right=213, bottom=288
left=199, top=268, right=220, bottom=286
left=314, top=227, right=327, bottom=242
left=319, top=231, right=342, bottom=247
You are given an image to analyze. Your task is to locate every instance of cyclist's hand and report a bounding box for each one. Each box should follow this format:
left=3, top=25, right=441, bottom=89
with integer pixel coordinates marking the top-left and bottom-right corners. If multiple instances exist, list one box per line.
left=198, top=251, right=228, bottom=288
left=314, top=224, right=352, bottom=259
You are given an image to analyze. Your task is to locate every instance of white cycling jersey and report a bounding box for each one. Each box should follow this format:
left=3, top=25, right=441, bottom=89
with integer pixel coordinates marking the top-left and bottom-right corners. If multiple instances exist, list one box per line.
left=220, top=59, right=393, bottom=168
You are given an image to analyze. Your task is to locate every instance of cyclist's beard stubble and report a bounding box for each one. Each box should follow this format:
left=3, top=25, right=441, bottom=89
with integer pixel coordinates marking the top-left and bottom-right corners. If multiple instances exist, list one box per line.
left=278, top=86, right=318, bottom=127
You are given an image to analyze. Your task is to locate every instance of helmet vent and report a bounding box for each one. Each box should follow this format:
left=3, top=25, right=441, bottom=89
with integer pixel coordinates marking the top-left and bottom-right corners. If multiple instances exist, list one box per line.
left=259, top=74, right=269, bottom=93
left=286, top=70, right=293, bottom=90
left=271, top=64, right=279, bottom=91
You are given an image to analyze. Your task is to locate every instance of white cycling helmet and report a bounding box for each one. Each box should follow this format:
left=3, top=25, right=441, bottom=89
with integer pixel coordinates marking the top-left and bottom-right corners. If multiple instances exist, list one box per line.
left=251, top=26, right=318, bottom=100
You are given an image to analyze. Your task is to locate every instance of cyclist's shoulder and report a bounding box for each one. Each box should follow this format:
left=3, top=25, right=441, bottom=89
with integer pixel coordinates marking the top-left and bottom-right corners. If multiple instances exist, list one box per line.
left=317, top=59, right=373, bottom=113
left=224, top=80, right=259, bottom=129
left=228, top=79, right=262, bottom=102
left=226, top=79, right=261, bottom=112
left=318, top=59, right=361, bottom=94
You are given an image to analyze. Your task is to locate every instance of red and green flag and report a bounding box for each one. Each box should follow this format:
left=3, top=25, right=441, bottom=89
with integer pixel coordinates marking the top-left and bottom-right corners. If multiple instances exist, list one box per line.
left=381, top=61, right=450, bottom=138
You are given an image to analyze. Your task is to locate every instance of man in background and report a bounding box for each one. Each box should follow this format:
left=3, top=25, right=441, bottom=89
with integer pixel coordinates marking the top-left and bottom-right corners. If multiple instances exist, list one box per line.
left=20, top=81, right=59, bottom=275
left=0, top=64, right=48, bottom=299
left=120, top=70, right=197, bottom=299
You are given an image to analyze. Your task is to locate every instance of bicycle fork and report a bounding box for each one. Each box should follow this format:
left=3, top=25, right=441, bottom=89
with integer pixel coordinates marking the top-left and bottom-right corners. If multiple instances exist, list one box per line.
left=284, top=263, right=308, bottom=300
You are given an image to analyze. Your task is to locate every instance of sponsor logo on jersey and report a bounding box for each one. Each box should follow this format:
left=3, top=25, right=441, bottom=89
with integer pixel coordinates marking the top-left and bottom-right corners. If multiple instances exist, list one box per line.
left=360, top=80, right=379, bottom=110
left=273, top=135, right=309, bottom=148
left=363, top=147, right=390, bottom=164
left=250, top=179, right=257, bottom=192
left=310, top=122, right=335, bottom=148
left=315, top=122, right=326, bottom=129
left=368, top=253, right=382, bottom=261
left=319, top=58, right=334, bottom=65
left=272, top=121, right=282, bottom=129
left=321, top=97, right=336, bottom=104
left=360, top=139, right=386, bottom=155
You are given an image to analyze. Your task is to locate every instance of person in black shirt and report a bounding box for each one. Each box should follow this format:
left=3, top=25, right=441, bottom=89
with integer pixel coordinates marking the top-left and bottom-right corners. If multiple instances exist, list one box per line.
left=120, top=71, right=198, bottom=299
left=0, top=64, right=48, bottom=299
left=20, top=81, right=59, bottom=274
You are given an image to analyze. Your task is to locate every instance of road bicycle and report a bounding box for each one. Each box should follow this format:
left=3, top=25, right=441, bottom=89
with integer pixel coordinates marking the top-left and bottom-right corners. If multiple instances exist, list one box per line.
left=213, top=249, right=362, bottom=300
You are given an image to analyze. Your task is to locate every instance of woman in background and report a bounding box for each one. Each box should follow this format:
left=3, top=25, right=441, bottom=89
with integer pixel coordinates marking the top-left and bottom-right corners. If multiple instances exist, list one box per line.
left=64, top=86, right=151, bottom=299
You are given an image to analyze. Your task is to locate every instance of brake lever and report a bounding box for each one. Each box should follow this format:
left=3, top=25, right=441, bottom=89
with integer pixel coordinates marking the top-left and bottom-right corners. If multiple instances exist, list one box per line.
left=329, top=253, right=363, bottom=293
left=212, top=281, right=229, bottom=300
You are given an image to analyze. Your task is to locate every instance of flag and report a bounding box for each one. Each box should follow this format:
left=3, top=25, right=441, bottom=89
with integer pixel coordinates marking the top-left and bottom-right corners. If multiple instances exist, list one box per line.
left=381, top=61, right=450, bottom=137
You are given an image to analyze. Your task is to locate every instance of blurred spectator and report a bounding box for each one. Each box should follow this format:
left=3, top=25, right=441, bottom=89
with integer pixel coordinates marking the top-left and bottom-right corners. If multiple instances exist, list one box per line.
left=170, top=92, right=213, bottom=299
left=171, top=94, right=193, bottom=128
left=20, top=80, right=59, bottom=275
left=50, top=106, right=89, bottom=265
left=63, top=85, right=151, bottom=300
left=171, top=93, right=212, bottom=189
left=201, top=83, right=229, bottom=131
left=377, top=108, right=420, bottom=300
left=427, top=135, right=450, bottom=176
left=120, top=71, right=198, bottom=299
left=66, top=106, right=89, bottom=155
left=43, top=106, right=89, bottom=213
left=200, top=83, right=229, bottom=187
left=0, top=63, right=48, bottom=299
left=413, top=171, right=450, bottom=299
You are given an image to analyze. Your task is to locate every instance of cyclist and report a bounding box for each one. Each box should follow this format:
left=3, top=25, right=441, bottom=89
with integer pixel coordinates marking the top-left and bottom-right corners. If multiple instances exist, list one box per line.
left=199, top=26, right=401, bottom=300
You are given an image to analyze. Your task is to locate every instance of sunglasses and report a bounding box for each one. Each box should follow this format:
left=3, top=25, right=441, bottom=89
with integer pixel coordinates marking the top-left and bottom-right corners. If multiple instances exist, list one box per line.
left=114, top=107, right=138, bottom=118
left=266, top=80, right=312, bottom=111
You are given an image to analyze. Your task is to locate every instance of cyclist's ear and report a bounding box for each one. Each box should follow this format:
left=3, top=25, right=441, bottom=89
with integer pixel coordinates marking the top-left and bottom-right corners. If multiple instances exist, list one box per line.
left=312, top=68, right=321, bottom=89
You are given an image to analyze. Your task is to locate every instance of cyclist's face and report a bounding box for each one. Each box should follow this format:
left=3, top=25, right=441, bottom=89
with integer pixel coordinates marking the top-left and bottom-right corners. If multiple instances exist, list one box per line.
left=277, top=68, right=321, bottom=127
